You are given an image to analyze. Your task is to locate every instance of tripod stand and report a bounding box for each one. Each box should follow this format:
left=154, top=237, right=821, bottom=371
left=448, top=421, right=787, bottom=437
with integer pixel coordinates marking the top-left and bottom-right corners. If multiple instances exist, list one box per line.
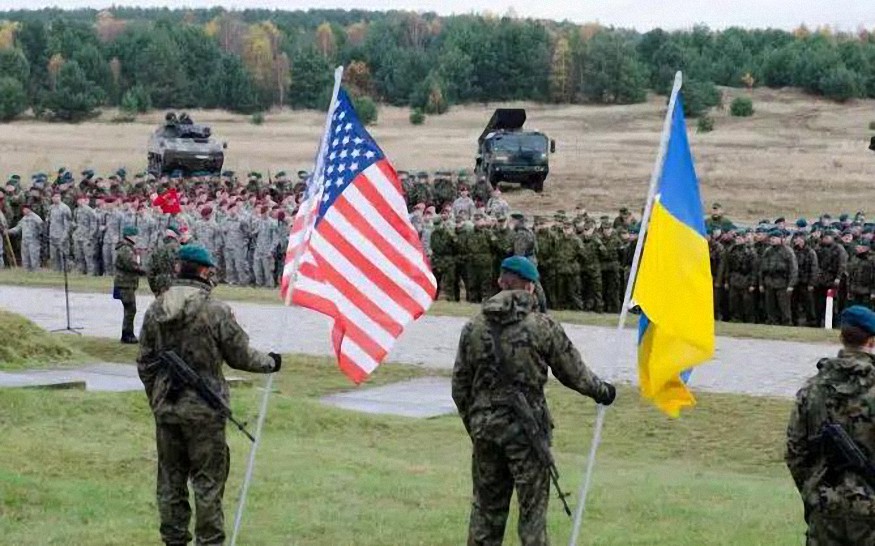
left=51, top=251, right=83, bottom=335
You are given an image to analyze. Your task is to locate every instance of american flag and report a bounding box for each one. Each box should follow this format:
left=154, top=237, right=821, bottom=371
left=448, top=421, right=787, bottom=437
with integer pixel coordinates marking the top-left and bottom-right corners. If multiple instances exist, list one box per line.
left=280, top=89, right=437, bottom=383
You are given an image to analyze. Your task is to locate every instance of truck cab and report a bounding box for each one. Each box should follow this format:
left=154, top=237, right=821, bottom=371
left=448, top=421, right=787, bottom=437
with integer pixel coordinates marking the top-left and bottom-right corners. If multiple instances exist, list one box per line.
left=475, top=108, right=555, bottom=192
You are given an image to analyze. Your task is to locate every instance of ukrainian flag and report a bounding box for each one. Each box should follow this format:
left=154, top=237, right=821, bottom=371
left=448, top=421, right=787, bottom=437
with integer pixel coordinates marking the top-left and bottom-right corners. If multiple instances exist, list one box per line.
left=632, top=92, right=715, bottom=417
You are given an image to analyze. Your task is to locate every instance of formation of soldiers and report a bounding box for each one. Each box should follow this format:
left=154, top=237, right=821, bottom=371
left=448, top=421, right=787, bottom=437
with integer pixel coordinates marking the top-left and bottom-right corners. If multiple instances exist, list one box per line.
left=1, top=167, right=872, bottom=329
left=0, top=168, right=302, bottom=289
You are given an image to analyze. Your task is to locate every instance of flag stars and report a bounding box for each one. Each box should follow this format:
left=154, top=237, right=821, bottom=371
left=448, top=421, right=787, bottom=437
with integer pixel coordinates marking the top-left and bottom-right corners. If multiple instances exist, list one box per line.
left=351, top=148, right=360, bottom=158
left=342, top=136, right=350, bottom=145
left=339, top=149, right=348, bottom=159
left=344, top=123, right=353, bottom=132
left=365, top=150, right=376, bottom=159
left=338, top=163, right=346, bottom=173
left=353, top=137, right=363, bottom=145
left=350, top=161, right=359, bottom=171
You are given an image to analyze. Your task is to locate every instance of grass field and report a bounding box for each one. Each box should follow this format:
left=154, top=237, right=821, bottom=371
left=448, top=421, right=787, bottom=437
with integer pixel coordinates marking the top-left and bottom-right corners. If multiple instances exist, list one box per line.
left=0, top=311, right=807, bottom=545
left=0, top=88, right=872, bottom=221
left=0, top=268, right=840, bottom=344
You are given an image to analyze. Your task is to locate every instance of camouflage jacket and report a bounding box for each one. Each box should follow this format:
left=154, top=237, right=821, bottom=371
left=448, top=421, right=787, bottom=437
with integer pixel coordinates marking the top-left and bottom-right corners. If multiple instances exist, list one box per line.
left=452, top=290, right=611, bottom=440
left=407, top=182, right=433, bottom=207
left=759, top=244, right=798, bottom=289
left=430, top=225, right=456, bottom=259
left=816, top=243, right=849, bottom=287
left=48, top=202, right=73, bottom=240
left=512, top=227, right=537, bottom=261
left=554, top=233, right=582, bottom=275
left=786, top=350, right=875, bottom=518
left=432, top=178, right=456, bottom=205
left=794, top=246, right=820, bottom=287
left=137, top=277, right=275, bottom=424
left=578, top=235, right=604, bottom=274
left=847, top=252, right=875, bottom=297
left=720, top=243, right=759, bottom=288
left=148, top=239, right=180, bottom=295
left=73, top=204, right=99, bottom=241
left=113, top=238, right=143, bottom=290
left=709, top=240, right=724, bottom=282
left=8, top=213, right=43, bottom=243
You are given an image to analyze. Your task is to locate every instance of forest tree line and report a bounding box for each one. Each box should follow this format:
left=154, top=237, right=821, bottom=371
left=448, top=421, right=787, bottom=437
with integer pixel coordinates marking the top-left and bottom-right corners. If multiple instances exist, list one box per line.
left=0, top=7, right=872, bottom=122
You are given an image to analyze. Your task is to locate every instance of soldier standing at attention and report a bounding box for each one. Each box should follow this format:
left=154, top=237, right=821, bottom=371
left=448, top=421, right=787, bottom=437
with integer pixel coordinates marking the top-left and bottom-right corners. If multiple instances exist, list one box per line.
left=759, top=230, right=798, bottom=325
left=815, top=230, right=849, bottom=326
left=791, top=233, right=820, bottom=326
left=452, top=256, right=615, bottom=546
left=137, top=244, right=280, bottom=546
left=114, top=226, right=144, bottom=344
left=786, top=306, right=875, bottom=544
left=47, top=191, right=73, bottom=272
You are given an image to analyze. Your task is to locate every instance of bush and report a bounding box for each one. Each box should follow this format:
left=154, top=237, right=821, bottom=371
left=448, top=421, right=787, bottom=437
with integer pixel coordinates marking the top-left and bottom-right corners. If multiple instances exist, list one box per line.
left=682, top=79, right=722, bottom=118
left=409, top=108, right=425, bottom=125
left=0, top=77, right=28, bottom=122
left=697, top=115, right=714, bottom=133
left=819, top=66, right=863, bottom=103
left=730, top=96, right=754, bottom=117
left=120, top=85, right=151, bottom=115
left=250, top=112, right=265, bottom=125
left=352, top=95, right=378, bottom=125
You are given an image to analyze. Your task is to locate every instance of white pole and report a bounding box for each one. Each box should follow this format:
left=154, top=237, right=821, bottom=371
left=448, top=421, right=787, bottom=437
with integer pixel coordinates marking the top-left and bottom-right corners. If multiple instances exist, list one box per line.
left=231, top=66, right=344, bottom=545
left=825, top=289, right=834, bottom=330
left=568, top=71, right=684, bottom=546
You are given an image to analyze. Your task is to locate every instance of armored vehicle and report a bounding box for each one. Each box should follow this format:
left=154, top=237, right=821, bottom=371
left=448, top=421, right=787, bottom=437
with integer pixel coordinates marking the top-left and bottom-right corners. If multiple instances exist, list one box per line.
left=475, top=108, right=555, bottom=192
left=147, top=112, right=225, bottom=175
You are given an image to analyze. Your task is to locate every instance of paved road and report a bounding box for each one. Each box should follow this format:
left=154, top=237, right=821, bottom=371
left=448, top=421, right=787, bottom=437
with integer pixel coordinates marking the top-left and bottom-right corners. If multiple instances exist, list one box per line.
left=2, top=286, right=832, bottom=398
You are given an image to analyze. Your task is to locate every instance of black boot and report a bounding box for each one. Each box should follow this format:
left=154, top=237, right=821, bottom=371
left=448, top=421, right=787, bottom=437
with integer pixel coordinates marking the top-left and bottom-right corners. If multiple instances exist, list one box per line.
left=120, top=331, right=138, bottom=344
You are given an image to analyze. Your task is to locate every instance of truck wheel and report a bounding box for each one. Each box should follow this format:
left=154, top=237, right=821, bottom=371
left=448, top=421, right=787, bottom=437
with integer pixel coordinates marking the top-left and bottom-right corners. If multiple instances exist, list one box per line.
left=487, top=165, right=499, bottom=186
left=530, top=176, right=544, bottom=193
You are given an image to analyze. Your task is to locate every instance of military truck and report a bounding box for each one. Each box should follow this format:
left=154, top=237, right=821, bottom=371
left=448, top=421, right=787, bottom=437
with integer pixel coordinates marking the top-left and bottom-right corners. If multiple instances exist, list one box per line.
left=870, top=135, right=875, bottom=152
left=475, top=108, right=555, bottom=192
left=147, top=112, right=226, bottom=175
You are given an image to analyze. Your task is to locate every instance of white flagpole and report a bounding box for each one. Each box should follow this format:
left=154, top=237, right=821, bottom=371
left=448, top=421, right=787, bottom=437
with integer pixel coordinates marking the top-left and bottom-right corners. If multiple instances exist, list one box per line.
left=568, top=71, right=684, bottom=546
left=230, top=66, right=345, bottom=546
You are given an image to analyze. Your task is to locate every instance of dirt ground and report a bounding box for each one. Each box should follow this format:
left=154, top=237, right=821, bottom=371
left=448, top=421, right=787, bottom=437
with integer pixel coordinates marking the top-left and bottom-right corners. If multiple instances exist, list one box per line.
left=0, top=87, right=872, bottom=221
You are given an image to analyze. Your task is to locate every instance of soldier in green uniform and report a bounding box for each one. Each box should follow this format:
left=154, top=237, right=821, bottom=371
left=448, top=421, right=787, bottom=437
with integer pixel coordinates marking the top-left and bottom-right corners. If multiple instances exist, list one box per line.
left=709, top=228, right=726, bottom=320
left=114, top=226, right=145, bottom=344
left=577, top=219, right=604, bottom=313
left=453, top=256, right=615, bottom=546
left=137, top=244, right=280, bottom=546
left=815, top=230, right=849, bottom=327
left=432, top=171, right=457, bottom=212
left=846, top=240, right=875, bottom=310
left=430, top=217, right=458, bottom=301
left=759, top=230, right=799, bottom=325
left=534, top=217, right=557, bottom=307
left=704, top=202, right=735, bottom=232
left=719, top=231, right=759, bottom=323
left=786, top=306, right=875, bottom=545
left=464, top=214, right=496, bottom=303
left=554, top=222, right=583, bottom=310
left=792, top=233, right=820, bottom=326
left=599, top=221, right=623, bottom=314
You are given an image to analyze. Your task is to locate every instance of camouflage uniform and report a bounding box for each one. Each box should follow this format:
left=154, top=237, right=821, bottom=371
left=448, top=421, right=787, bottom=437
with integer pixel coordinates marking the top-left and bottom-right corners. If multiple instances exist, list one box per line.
left=452, top=290, right=613, bottom=546
left=8, top=211, right=43, bottom=271
left=148, top=239, right=180, bottom=296
left=407, top=179, right=433, bottom=208
left=599, top=232, right=623, bottom=313
left=452, top=195, right=476, bottom=221
left=222, top=213, right=251, bottom=285
left=534, top=225, right=557, bottom=307
left=793, top=243, right=820, bottom=326
left=102, top=207, right=123, bottom=275
left=461, top=224, right=495, bottom=303
left=73, top=203, right=99, bottom=275
left=48, top=201, right=73, bottom=271
left=709, top=238, right=725, bottom=320
left=846, top=249, right=875, bottom=310
left=471, top=178, right=492, bottom=206
left=431, top=221, right=459, bottom=301
left=433, top=176, right=457, bottom=211
left=786, top=349, right=875, bottom=545
left=251, top=216, right=277, bottom=288
left=759, top=244, right=799, bottom=325
left=113, top=237, right=143, bottom=339
left=554, top=229, right=583, bottom=310
left=578, top=230, right=604, bottom=313
left=137, top=278, right=276, bottom=546
left=193, top=216, right=224, bottom=279
left=815, top=242, right=849, bottom=326
left=720, top=241, right=759, bottom=323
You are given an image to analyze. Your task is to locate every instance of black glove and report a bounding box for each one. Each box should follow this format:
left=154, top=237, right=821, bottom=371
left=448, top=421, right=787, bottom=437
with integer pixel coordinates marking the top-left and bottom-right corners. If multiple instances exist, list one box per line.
left=596, top=383, right=616, bottom=406
left=268, top=352, right=282, bottom=373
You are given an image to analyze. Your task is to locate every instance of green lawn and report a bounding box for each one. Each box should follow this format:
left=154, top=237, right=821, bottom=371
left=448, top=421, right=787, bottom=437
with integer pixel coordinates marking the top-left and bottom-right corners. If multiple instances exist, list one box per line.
left=0, top=268, right=839, bottom=344
left=0, top=328, right=805, bottom=545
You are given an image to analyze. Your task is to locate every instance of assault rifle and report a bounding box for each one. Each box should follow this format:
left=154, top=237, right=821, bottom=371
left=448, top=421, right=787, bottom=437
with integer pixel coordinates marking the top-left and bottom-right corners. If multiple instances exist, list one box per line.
left=159, top=350, right=255, bottom=442
left=508, top=390, right=573, bottom=516
left=821, top=421, right=875, bottom=489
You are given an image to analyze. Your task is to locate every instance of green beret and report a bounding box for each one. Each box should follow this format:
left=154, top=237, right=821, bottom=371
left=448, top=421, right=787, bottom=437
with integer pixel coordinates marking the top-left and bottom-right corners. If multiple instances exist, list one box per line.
left=840, top=213, right=850, bottom=222
left=178, top=244, right=215, bottom=268
left=796, top=218, right=808, bottom=228
left=768, top=229, right=783, bottom=238
left=122, top=226, right=139, bottom=237
left=275, top=171, right=287, bottom=177
left=712, top=202, right=722, bottom=209
left=500, top=256, right=540, bottom=283
left=841, top=306, right=875, bottom=335
left=510, top=212, right=525, bottom=220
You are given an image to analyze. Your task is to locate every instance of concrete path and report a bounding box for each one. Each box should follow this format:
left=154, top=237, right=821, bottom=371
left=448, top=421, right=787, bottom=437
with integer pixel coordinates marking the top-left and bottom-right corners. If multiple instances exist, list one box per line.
left=1, top=286, right=833, bottom=398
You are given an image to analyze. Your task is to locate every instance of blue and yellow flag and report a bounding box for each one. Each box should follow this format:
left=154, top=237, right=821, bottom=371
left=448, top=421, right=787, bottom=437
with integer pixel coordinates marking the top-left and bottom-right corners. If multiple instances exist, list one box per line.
left=632, top=92, right=715, bottom=417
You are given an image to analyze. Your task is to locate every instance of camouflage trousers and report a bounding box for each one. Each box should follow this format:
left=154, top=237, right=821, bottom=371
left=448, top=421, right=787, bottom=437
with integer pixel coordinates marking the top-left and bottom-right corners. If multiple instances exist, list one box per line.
left=806, top=510, right=875, bottom=545
left=102, top=240, right=117, bottom=276
left=764, top=287, right=792, bottom=325
left=580, top=268, right=603, bottom=313
left=792, top=285, right=818, bottom=326
left=118, top=288, right=137, bottom=336
left=467, top=437, right=550, bottom=546
left=73, top=239, right=98, bottom=275
left=727, top=286, right=757, bottom=323
left=49, top=237, right=69, bottom=272
left=253, top=254, right=275, bottom=288
left=466, top=255, right=493, bottom=303
left=554, top=272, right=582, bottom=311
left=601, top=268, right=622, bottom=313
left=433, top=257, right=459, bottom=301
left=20, top=240, right=40, bottom=271
left=155, top=420, right=230, bottom=546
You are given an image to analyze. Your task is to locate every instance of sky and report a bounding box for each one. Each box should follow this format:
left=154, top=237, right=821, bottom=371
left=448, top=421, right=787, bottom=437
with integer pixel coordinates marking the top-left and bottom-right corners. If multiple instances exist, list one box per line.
left=0, top=0, right=871, bottom=31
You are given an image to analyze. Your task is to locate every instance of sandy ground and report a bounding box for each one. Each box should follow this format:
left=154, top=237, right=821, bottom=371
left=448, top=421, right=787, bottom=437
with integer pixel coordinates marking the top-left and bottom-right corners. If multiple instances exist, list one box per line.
left=0, top=87, right=872, bottom=221
left=2, top=285, right=832, bottom=399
